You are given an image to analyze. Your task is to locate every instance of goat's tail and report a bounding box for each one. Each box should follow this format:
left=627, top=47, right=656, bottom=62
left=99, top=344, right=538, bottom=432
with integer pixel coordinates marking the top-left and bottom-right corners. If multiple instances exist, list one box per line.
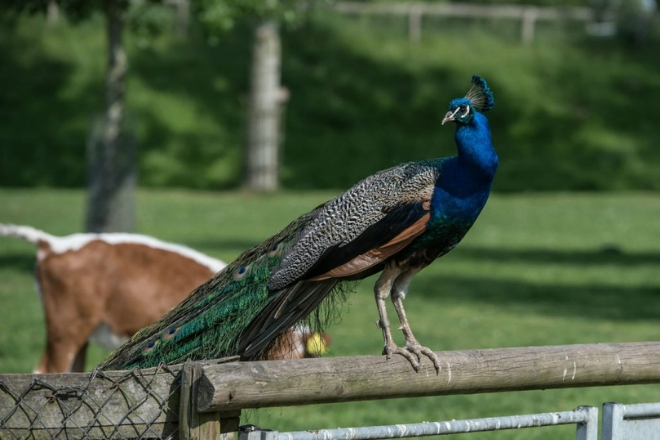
left=0, top=224, right=56, bottom=245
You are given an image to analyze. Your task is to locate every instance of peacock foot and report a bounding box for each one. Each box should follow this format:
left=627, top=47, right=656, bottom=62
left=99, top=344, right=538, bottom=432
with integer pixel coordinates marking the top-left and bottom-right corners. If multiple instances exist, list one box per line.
left=382, top=342, right=440, bottom=373
left=405, top=341, right=441, bottom=374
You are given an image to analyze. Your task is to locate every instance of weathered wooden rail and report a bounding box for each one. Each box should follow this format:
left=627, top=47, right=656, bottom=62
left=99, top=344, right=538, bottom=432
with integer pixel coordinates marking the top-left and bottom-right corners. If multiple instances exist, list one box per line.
left=1, top=342, right=660, bottom=439
left=196, top=342, right=660, bottom=412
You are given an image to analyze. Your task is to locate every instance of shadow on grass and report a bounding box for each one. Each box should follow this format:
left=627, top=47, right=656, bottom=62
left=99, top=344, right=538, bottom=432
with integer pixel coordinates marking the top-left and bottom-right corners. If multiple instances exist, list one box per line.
left=2, top=244, right=659, bottom=323
left=0, top=254, right=35, bottom=273
left=453, top=246, right=660, bottom=266
left=413, top=272, right=660, bottom=323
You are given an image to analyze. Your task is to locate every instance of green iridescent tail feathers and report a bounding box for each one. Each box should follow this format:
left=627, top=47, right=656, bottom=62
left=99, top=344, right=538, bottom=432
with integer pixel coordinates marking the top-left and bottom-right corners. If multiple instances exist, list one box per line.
left=99, top=212, right=346, bottom=371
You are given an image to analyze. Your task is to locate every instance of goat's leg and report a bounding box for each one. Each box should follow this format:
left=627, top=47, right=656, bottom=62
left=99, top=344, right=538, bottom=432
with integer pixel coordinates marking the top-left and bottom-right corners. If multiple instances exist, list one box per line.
left=71, top=342, right=89, bottom=372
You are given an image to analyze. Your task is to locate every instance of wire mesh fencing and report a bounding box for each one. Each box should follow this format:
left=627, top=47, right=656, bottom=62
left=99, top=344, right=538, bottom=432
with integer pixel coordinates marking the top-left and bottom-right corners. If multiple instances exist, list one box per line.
left=0, top=364, right=181, bottom=440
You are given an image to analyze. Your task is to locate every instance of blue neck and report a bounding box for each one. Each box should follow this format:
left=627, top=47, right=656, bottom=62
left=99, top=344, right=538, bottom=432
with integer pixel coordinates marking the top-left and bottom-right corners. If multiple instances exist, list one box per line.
left=403, top=111, right=498, bottom=254
left=429, top=112, right=498, bottom=224
left=454, top=112, right=498, bottom=181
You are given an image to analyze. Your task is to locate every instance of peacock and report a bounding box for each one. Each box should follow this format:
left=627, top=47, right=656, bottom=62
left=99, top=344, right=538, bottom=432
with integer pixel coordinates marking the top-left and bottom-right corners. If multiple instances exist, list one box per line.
left=100, top=75, right=497, bottom=373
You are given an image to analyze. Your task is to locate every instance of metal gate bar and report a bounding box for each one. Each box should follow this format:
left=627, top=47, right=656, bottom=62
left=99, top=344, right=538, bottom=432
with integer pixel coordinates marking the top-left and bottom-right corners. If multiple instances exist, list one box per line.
left=240, top=406, right=598, bottom=440
left=602, top=402, right=660, bottom=440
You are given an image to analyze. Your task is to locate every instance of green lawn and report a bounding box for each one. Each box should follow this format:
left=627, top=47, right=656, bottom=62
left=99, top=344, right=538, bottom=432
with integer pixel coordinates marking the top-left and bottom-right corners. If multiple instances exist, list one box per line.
left=1, top=188, right=659, bottom=439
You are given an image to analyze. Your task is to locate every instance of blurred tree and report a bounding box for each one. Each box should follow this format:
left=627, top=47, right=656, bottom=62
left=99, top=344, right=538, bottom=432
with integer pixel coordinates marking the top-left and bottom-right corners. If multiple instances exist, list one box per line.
left=245, top=19, right=283, bottom=191
left=359, top=0, right=588, bottom=6
left=2, top=0, right=310, bottom=196
left=0, top=0, right=137, bottom=233
left=164, top=0, right=191, bottom=37
left=86, top=0, right=191, bottom=231
left=47, top=0, right=60, bottom=23
left=197, top=0, right=307, bottom=192
left=85, top=0, right=134, bottom=233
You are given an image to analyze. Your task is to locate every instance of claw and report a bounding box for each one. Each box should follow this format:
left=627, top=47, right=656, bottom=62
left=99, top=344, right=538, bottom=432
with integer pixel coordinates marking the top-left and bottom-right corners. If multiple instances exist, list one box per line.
left=405, top=342, right=441, bottom=373
left=394, top=348, right=421, bottom=372
left=384, top=343, right=420, bottom=371
left=382, top=342, right=441, bottom=373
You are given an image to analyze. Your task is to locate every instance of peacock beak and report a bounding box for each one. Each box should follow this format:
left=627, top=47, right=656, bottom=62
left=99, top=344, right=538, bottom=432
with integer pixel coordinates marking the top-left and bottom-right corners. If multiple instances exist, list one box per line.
left=442, top=108, right=459, bottom=125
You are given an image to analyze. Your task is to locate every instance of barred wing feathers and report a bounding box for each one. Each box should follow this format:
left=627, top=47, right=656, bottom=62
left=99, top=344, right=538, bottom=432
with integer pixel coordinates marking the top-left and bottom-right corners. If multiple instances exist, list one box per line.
left=100, top=161, right=442, bottom=370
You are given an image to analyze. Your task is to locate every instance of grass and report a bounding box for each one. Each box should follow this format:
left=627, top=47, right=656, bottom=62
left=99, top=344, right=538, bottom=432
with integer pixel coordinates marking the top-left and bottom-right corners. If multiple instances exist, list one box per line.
left=0, top=188, right=659, bottom=439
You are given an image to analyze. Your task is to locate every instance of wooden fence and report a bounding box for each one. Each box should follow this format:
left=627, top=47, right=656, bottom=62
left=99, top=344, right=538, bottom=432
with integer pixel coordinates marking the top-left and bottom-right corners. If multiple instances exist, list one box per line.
left=2, top=342, right=660, bottom=439
left=333, top=1, right=615, bottom=43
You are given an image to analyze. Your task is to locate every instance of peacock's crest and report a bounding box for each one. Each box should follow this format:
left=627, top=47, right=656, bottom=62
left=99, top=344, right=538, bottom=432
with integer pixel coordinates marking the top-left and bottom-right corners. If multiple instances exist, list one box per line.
left=465, top=75, right=495, bottom=113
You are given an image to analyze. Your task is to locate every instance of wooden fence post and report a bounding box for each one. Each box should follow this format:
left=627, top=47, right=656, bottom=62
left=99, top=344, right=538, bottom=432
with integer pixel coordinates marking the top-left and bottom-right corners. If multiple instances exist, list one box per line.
left=408, top=5, right=423, bottom=42
left=180, top=362, right=241, bottom=440
left=521, top=7, right=538, bottom=44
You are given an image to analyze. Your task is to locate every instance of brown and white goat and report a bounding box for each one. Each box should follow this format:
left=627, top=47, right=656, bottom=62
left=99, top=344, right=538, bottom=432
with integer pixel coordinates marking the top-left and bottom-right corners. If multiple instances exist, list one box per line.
left=0, top=224, right=331, bottom=373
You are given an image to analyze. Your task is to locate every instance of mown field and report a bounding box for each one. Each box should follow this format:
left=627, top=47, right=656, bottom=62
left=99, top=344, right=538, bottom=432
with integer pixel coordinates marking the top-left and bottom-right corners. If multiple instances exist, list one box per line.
left=0, top=188, right=659, bottom=439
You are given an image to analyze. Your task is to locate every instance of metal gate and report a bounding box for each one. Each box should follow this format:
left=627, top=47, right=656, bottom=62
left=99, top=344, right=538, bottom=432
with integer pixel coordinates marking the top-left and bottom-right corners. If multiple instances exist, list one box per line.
left=240, top=402, right=660, bottom=440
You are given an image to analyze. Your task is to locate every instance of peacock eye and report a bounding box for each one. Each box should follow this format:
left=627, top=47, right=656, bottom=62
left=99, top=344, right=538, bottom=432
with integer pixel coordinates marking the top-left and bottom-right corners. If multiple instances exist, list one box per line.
left=162, top=327, right=180, bottom=340
left=460, top=105, right=470, bottom=116
left=268, top=242, right=283, bottom=257
left=233, top=264, right=251, bottom=280
left=143, top=339, right=160, bottom=354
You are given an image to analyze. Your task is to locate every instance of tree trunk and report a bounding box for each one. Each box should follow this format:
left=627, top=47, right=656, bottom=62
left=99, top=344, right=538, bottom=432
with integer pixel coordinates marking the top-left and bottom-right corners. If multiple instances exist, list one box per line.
left=86, top=0, right=136, bottom=233
left=245, top=20, right=282, bottom=192
left=47, top=0, right=59, bottom=24
left=173, top=0, right=190, bottom=38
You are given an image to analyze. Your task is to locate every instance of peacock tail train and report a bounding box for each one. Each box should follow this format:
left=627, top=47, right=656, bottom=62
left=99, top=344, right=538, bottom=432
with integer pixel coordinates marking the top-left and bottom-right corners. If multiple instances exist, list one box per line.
left=100, top=210, right=336, bottom=370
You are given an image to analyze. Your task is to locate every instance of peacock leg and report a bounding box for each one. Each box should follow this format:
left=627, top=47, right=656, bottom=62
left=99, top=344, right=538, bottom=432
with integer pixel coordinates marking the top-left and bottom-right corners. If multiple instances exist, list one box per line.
left=375, top=263, right=426, bottom=371
left=390, top=269, right=441, bottom=373
left=373, top=264, right=411, bottom=363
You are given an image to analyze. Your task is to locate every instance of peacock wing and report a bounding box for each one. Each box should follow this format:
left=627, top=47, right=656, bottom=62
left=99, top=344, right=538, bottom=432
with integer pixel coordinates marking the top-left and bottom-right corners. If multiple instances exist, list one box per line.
left=268, top=160, right=442, bottom=290
left=239, top=160, right=443, bottom=358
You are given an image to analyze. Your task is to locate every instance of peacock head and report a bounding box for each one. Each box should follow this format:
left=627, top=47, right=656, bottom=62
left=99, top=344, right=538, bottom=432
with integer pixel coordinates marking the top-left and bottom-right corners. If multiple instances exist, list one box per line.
left=442, top=75, right=494, bottom=126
